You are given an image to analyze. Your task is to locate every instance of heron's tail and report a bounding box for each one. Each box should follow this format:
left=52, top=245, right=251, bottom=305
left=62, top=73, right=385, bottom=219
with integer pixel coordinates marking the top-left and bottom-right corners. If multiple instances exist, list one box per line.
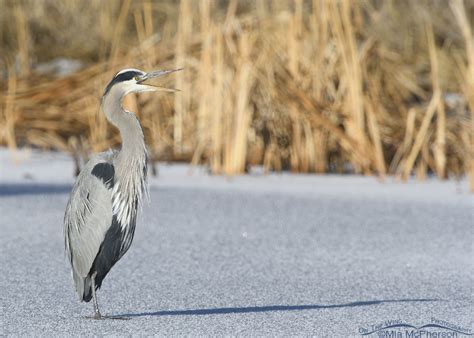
left=72, top=269, right=93, bottom=302
left=82, top=277, right=93, bottom=302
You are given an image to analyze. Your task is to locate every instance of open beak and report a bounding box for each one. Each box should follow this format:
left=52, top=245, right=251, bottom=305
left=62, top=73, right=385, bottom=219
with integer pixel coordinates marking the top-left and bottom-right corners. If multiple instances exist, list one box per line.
left=137, top=68, right=183, bottom=92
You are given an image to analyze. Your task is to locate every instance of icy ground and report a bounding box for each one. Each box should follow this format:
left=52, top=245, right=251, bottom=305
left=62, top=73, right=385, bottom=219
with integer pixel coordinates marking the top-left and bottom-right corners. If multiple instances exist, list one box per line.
left=0, top=149, right=472, bottom=336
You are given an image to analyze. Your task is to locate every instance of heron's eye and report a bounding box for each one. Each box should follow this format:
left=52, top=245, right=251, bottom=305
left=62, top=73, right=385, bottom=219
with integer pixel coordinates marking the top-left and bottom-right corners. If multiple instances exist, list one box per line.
left=134, top=76, right=140, bottom=81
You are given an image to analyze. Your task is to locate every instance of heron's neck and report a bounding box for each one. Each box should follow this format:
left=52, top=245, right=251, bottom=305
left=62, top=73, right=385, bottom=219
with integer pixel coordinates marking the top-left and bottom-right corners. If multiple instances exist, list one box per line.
left=102, top=91, right=146, bottom=156
left=102, top=91, right=146, bottom=178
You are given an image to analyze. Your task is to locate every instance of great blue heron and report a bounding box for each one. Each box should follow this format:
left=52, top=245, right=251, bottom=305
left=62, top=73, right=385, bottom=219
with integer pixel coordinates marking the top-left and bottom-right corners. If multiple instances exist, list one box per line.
left=64, top=67, right=181, bottom=319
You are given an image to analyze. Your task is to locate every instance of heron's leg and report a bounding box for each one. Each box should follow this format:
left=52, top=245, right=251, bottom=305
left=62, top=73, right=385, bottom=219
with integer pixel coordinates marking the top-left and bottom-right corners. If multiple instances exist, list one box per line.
left=91, top=272, right=102, bottom=319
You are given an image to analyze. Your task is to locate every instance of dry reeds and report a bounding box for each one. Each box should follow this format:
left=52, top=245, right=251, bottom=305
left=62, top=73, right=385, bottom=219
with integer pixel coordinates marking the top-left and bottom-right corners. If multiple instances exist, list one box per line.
left=0, top=0, right=472, bottom=189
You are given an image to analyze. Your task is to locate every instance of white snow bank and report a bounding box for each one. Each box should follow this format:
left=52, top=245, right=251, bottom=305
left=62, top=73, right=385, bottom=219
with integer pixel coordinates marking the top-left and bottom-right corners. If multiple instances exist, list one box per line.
left=0, top=147, right=471, bottom=205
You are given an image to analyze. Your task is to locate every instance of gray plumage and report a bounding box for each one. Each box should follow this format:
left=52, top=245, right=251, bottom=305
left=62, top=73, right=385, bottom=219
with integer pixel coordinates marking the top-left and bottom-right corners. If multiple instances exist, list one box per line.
left=63, top=68, right=181, bottom=319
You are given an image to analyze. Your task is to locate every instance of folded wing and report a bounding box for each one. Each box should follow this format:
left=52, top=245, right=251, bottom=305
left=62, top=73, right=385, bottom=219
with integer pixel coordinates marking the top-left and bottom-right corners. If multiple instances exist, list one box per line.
left=64, top=153, right=115, bottom=301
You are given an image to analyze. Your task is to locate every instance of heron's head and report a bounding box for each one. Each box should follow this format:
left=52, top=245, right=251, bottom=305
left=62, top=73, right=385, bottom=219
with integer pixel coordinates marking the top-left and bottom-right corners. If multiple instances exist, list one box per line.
left=103, top=68, right=182, bottom=98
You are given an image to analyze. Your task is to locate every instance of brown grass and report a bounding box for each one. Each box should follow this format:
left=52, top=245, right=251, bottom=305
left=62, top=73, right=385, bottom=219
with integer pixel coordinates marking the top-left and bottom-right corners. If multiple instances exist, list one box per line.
left=0, top=0, right=472, bottom=189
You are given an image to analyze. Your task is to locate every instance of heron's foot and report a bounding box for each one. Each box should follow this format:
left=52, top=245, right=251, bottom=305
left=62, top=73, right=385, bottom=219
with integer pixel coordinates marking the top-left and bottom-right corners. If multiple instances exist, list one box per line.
left=84, top=314, right=103, bottom=320
left=94, top=311, right=102, bottom=320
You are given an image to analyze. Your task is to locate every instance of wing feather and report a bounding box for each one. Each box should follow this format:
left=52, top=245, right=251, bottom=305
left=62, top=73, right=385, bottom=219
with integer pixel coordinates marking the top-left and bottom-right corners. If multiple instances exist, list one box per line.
left=64, top=153, right=115, bottom=299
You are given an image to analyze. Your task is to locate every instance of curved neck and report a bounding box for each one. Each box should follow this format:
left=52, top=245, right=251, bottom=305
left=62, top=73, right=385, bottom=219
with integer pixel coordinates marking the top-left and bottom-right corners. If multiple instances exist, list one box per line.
left=101, top=91, right=145, bottom=155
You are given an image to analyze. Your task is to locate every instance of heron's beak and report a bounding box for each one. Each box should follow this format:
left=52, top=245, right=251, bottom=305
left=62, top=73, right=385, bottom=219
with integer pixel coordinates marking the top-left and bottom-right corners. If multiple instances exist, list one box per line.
left=137, top=68, right=183, bottom=92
